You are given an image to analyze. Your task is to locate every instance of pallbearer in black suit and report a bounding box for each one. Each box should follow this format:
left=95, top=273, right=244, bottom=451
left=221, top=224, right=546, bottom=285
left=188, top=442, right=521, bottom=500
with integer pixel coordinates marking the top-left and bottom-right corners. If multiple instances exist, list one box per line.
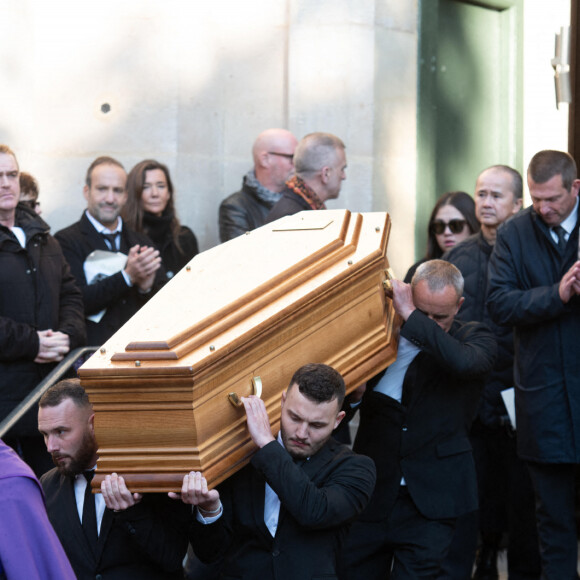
left=38, top=379, right=189, bottom=580
left=344, top=260, right=497, bottom=579
left=171, top=363, right=376, bottom=580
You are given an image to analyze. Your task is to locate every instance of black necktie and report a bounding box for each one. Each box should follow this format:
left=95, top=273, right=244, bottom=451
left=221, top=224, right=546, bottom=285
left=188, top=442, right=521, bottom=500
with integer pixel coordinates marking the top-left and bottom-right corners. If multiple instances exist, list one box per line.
left=82, top=470, right=99, bottom=555
left=552, top=226, right=567, bottom=254
left=101, top=232, right=119, bottom=251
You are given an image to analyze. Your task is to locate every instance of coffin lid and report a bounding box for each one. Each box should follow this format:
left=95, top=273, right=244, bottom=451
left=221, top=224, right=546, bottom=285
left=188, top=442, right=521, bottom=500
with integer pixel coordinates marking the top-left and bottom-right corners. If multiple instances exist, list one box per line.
left=79, top=209, right=392, bottom=380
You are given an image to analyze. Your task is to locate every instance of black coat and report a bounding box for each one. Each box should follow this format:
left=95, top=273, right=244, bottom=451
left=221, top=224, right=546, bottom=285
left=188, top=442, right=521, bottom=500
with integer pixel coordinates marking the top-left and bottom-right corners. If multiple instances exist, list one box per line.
left=219, top=177, right=279, bottom=242
left=264, top=189, right=312, bottom=224
left=488, top=205, right=580, bottom=462
left=444, top=232, right=514, bottom=427
left=189, top=438, right=376, bottom=580
left=41, top=468, right=190, bottom=580
left=55, top=212, right=166, bottom=347
left=354, top=311, right=496, bottom=521
left=141, top=211, right=198, bottom=279
left=0, top=206, right=85, bottom=435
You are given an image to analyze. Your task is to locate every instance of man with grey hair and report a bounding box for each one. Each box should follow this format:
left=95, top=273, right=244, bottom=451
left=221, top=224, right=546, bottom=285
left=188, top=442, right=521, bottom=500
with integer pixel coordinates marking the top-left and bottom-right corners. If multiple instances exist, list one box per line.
left=344, top=259, right=497, bottom=579
left=265, top=132, right=346, bottom=223
left=219, top=128, right=298, bottom=242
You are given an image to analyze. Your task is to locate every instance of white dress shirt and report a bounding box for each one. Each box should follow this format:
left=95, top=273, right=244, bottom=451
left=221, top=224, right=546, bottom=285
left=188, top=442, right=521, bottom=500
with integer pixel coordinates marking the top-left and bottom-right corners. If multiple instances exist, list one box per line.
left=73, top=468, right=106, bottom=534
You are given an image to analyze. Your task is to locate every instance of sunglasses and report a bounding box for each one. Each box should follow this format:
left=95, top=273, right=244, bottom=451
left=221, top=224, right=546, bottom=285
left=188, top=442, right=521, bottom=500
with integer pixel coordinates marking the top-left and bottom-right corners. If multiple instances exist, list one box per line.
left=430, top=219, right=467, bottom=235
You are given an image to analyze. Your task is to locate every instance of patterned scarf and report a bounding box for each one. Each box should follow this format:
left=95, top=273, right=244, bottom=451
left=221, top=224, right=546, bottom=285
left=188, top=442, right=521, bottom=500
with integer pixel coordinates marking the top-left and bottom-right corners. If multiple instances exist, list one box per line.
left=285, top=176, right=326, bottom=210
left=244, top=170, right=283, bottom=208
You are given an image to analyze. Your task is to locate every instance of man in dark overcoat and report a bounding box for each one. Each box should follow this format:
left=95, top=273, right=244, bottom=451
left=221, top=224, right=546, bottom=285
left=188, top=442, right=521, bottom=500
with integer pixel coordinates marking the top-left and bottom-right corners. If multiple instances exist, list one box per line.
left=488, top=149, right=580, bottom=580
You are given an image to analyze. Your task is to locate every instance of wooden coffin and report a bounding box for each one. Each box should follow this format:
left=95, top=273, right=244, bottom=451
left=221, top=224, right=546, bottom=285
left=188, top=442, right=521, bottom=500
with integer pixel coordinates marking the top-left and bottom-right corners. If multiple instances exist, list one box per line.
left=79, top=209, right=399, bottom=492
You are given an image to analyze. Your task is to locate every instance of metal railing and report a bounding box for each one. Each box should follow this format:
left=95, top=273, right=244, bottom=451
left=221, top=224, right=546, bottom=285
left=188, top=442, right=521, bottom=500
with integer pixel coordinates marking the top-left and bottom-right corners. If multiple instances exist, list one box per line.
left=0, top=346, right=98, bottom=438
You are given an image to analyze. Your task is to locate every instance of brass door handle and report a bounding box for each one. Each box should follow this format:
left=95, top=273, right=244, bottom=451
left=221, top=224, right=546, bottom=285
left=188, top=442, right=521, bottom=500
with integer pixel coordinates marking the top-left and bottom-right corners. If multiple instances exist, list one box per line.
left=228, top=376, right=263, bottom=407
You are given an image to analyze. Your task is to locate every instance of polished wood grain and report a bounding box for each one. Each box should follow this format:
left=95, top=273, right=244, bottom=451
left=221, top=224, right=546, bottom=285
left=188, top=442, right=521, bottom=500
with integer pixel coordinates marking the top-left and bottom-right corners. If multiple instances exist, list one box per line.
left=79, top=209, right=399, bottom=492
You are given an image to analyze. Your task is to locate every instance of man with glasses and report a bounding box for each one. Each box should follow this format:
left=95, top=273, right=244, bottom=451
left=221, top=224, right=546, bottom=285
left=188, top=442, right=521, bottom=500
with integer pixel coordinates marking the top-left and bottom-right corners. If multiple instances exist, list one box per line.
left=265, top=132, right=347, bottom=224
left=219, top=128, right=298, bottom=242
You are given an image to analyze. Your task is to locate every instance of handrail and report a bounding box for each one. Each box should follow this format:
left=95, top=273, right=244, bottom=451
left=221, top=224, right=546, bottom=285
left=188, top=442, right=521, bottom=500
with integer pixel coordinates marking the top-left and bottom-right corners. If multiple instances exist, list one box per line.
left=0, top=346, right=98, bottom=439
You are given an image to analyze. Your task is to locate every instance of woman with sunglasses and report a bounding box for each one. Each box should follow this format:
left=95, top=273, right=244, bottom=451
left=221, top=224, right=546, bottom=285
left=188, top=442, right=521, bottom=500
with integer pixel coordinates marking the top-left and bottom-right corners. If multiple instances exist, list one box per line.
left=123, top=159, right=199, bottom=280
left=404, top=191, right=479, bottom=282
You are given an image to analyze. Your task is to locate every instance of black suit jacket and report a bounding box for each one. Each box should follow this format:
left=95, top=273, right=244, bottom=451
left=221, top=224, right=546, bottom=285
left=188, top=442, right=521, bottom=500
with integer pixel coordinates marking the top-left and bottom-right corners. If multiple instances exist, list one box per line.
left=190, top=438, right=376, bottom=580
left=354, top=310, right=496, bottom=521
left=40, top=468, right=190, bottom=580
left=55, top=212, right=166, bottom=346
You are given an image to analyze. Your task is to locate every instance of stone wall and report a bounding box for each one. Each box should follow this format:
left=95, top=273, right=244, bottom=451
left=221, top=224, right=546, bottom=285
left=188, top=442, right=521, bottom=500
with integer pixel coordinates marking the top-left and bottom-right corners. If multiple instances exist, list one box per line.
left=0, top=0, right=419, bottom=275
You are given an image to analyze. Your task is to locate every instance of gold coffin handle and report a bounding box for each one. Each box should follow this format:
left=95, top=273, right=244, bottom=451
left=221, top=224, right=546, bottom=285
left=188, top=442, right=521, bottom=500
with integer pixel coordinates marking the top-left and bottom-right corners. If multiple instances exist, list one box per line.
left=228, top=376, right=263, bottom=407
left=382, top=267, right=396, bottom=298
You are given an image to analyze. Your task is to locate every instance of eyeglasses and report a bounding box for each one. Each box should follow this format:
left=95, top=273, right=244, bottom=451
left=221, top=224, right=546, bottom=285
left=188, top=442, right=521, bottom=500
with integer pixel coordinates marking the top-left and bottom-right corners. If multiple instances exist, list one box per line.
left=268, top=151, right=294, bottom=162
left=430, top=219, right=467, bottom=235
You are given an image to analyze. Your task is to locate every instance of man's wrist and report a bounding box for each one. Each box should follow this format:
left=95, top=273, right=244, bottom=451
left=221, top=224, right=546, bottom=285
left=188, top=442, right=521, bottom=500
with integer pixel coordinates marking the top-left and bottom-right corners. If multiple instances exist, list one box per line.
left=255, top=435, right=276, bottom=448
left=122, top=269, right=133, bottom=287
left=399, top=306, right=415, bottom=321
left=198, top=501, right=222, bottom=515
left=137, top=284, right=153, bottom=295
left=197, top=503, right=222, bottom=516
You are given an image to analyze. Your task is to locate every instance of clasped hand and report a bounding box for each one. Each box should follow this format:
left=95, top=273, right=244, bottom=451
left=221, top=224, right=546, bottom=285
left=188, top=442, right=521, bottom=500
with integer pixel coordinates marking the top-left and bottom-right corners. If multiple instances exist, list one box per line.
left=35, top=329, right=70, bottom=363
left=559, top=260, right=580, bottom=303
left=124, top=245, right=162, bottom=292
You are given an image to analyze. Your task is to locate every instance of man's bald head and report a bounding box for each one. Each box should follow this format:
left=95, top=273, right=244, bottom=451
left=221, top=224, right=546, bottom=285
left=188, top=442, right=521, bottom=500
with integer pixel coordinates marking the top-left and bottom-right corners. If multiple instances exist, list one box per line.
left=252, top=129, right=298, bottom=193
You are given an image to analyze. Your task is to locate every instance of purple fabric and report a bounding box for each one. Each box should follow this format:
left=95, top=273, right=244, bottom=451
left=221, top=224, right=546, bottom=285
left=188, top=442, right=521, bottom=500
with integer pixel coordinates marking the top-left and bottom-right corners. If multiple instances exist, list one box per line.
left=0, top=440, right=76, bottom=579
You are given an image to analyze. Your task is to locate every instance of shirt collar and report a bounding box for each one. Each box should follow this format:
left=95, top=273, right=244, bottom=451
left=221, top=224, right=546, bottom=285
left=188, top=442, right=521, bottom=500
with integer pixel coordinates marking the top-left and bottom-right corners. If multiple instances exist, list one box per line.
left=559, top=197, right=579, bottom=235
left=85, top=210, right=123, bottom=235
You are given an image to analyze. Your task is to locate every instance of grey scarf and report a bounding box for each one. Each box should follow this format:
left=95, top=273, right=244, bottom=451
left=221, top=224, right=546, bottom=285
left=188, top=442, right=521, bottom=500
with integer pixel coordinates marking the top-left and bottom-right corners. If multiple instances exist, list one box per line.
left=243, top=170, right=283, bottom=208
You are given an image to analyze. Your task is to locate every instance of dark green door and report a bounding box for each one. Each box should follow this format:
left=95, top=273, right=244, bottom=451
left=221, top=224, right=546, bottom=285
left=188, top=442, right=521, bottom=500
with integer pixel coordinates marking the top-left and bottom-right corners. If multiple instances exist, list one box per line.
left=416, top=0, right=523, bottom=256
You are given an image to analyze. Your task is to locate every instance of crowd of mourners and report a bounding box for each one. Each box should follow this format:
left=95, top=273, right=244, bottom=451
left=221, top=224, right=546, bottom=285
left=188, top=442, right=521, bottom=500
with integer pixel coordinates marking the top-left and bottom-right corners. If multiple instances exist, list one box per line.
left=0, top=134, right=579, bottom=580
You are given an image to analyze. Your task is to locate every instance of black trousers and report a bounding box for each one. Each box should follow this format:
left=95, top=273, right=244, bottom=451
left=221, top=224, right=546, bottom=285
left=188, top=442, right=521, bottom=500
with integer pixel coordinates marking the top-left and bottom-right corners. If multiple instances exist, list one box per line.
left=527, top=462, right=580, bottom=580
left=439, top=423, right=541, bottom=580
left=344, top=486, right=455, bottom=580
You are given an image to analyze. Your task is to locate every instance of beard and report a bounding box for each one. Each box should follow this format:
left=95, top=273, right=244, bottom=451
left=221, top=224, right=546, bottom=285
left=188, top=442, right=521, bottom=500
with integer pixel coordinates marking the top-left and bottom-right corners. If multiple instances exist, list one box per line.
left=281, top=428, right=313, bottom=460
left=52, top=429, right=98, bottom=477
